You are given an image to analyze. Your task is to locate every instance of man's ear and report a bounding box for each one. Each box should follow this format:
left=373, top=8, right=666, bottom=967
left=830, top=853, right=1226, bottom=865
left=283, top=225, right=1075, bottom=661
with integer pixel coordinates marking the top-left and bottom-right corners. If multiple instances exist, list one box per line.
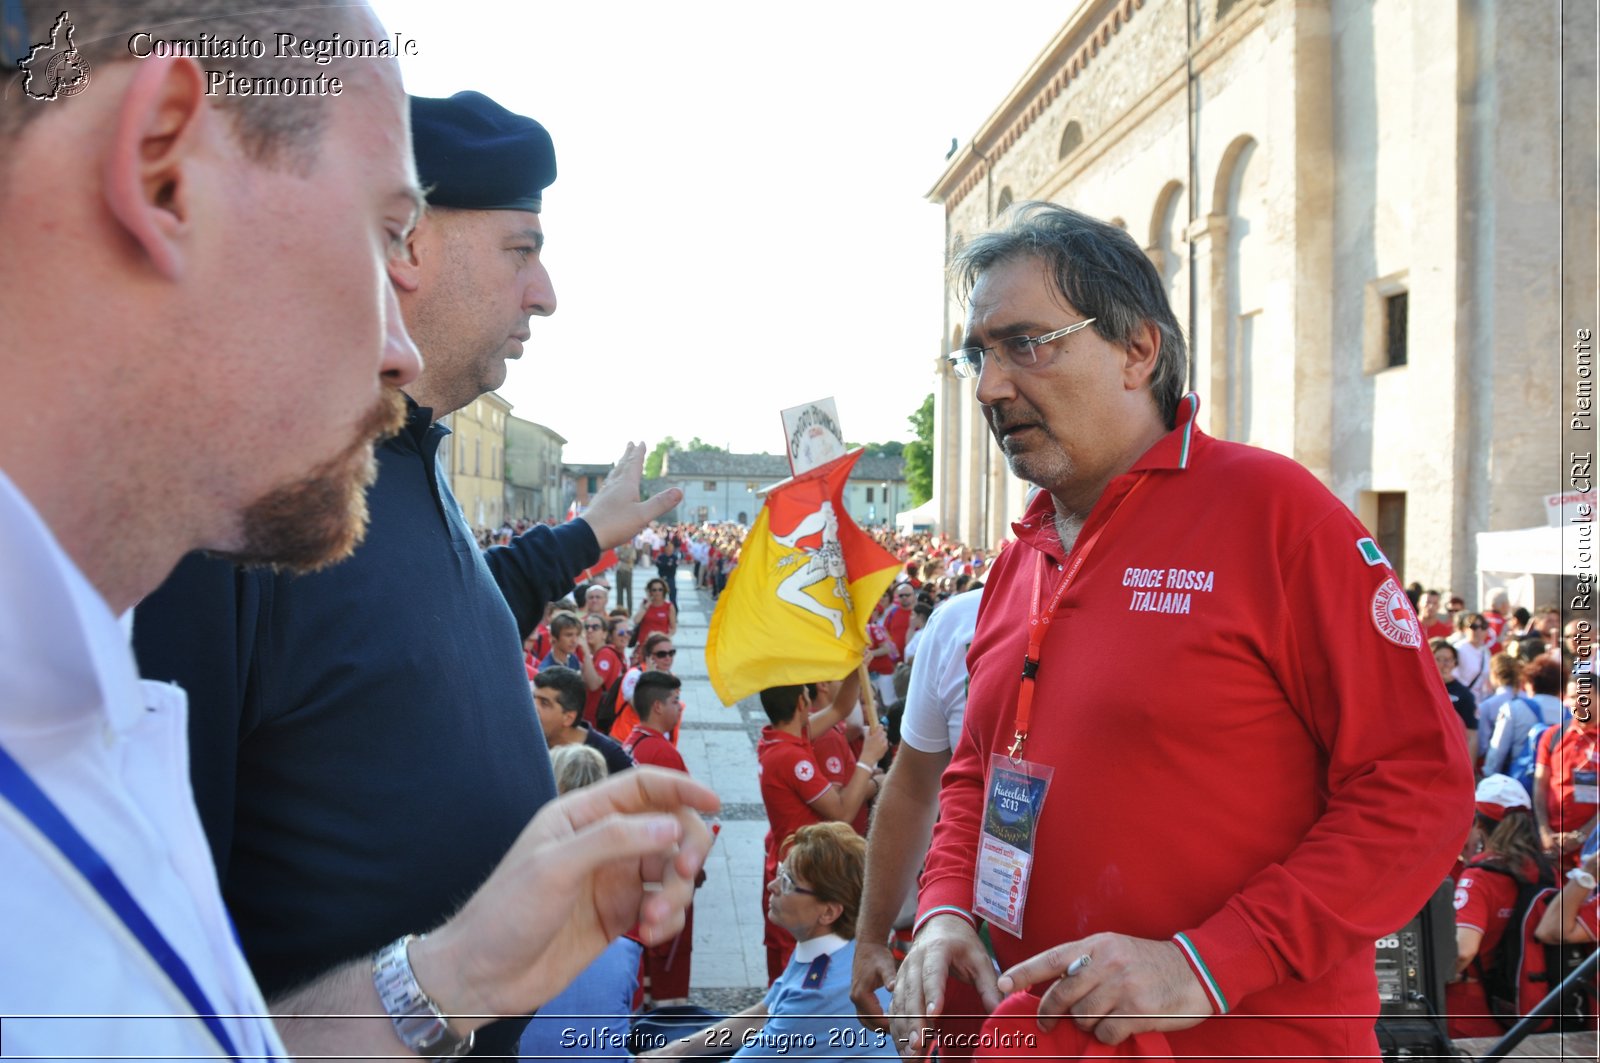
left=102, top=56, right=209, bottom=281
left=388, top=212, right=430, bottom=293
left=1121, top=319, right=1163, bottom=391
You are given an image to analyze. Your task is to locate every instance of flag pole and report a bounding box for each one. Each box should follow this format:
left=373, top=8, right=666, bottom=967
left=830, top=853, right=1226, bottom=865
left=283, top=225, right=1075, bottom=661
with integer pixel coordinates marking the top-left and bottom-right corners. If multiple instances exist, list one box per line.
left=856, top=661, right=879, bottom=730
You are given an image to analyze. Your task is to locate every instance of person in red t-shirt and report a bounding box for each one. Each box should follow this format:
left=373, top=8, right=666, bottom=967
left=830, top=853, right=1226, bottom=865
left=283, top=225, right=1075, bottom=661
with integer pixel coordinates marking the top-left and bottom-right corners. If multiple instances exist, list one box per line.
left=1419, top=589, right=1453, bottom=641
left=578, top=614, right=627, bottom=727
left=864, top=606, right=897, bottom=709
left=883, top=584, right=916, bottom=658
left=756, top=684, right=887, bottom=982
left=805, top=674, right=875, bottom=837
left=622, top=672, right=696, bottom=1004
left=1483, top=589, right=1511, bottom=654
left=1447, top=774, right=1552, bottom=1038
left=525, top=601, right=557, bottom=669
left=631, top=578, right=677, bottom=663
left=1533, top=709, right=1600, bottom=870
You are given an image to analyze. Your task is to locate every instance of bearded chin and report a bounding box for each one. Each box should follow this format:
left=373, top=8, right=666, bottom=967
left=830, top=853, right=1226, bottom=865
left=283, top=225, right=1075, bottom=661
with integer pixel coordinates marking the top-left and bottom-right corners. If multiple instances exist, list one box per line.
left=212, top=390, right=406, bottom=573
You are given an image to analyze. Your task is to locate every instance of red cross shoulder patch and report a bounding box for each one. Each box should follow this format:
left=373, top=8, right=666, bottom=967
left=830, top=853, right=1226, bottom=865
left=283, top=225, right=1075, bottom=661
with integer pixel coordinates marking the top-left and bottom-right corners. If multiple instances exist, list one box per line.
left=1370, top=577, right=1422, bottom=649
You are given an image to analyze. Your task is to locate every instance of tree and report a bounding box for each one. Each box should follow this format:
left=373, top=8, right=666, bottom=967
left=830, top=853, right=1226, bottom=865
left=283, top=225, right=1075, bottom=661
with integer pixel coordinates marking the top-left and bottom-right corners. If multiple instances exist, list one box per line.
left=904, top=393, right=934, bottom=506
left=644, top=436, right=678, bottom=479
left=845, top=440, right=905, bottom=458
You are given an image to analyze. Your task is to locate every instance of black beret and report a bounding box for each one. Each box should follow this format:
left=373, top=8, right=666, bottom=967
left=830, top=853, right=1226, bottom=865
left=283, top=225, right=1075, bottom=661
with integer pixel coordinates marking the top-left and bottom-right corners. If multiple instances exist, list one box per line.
left=409, top=91, right=556, bottom=212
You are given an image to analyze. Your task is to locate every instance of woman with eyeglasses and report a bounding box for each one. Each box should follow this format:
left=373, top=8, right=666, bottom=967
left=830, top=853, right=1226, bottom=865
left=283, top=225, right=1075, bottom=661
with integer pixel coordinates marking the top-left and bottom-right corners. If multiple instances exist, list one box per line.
left=607, top=633, right=682, bottom=746
left=1451, top=612, right=1493, bottom=701
left=577, top=615, right=627, bottom=728
left=638, top=823, right=897, bottom=1060
left=633, top=578, right=679, bottom=664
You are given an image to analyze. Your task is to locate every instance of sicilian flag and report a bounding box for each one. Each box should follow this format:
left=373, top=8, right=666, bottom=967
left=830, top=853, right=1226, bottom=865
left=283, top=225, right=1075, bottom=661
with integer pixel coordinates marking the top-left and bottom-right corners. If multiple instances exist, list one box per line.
left=706, top=450, right=900, bottom=705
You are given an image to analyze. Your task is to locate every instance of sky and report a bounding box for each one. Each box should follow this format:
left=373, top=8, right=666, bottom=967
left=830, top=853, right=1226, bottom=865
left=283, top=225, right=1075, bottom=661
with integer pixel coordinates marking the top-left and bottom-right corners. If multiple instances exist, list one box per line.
left=370, top=0, right=1077, bottom=462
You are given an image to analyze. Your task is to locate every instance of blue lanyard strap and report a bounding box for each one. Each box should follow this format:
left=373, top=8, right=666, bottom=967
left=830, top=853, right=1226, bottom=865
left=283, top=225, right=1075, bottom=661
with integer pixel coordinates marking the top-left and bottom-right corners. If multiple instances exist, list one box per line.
left=0, top=741, right=247, bottom=1062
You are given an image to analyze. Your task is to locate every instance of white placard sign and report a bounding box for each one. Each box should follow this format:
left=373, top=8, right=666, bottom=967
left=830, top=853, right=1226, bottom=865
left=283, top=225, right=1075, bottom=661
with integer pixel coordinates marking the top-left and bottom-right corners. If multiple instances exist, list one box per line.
left=1545, top=490, right=1596, bottom=527
left=781, top=398, right=847, bottom=477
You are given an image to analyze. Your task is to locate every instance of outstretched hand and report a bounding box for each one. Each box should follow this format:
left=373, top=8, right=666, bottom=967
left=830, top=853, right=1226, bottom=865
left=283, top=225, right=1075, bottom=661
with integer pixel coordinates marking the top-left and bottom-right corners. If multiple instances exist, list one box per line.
left=412, top=768, right=720, bottom=1028
left=579, top=442, right=683, bottom=550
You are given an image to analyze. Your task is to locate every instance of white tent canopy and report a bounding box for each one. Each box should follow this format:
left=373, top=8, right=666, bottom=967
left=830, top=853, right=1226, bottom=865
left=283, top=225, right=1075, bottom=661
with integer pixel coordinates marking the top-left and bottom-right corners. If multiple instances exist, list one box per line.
left=896, top=498, right=937, bottom=533
left=1476, top=524, right=1591, bottom=575
left=1475, top=523, right=1593, bottom=608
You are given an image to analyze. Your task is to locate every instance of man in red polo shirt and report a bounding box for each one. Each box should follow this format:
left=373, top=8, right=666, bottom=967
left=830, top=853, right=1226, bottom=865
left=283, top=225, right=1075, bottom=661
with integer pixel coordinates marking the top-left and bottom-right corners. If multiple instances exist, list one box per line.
left=889, top=204, right=1472, bottom=1060
left=756, top=684, right=887, bottom=981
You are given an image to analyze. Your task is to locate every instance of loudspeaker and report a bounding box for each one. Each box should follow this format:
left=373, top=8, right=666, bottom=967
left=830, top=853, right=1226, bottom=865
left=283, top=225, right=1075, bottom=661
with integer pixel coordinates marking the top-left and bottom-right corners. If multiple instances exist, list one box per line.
left=1374, top=877, right=1454, bottom=1057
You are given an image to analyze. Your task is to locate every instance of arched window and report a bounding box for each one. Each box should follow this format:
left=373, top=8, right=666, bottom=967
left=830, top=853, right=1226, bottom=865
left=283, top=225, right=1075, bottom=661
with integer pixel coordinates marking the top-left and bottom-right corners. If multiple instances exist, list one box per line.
left=1058, top=120, right=1083, bottom=159
left=1215, top=136, right=1266, bottom=445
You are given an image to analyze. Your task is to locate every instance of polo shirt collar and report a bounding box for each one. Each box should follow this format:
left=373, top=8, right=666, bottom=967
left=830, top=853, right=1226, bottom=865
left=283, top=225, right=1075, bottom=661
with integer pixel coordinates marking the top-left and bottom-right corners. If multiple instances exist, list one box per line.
left=1009, top=392, right=1204, bottom=550
left=1128, top=391, right=1203, bottom=473
left=791, top=933, right=849, bottom=963
left=760, top=725, right=813, bottom=750
left=397, top=394, right=445, bottom=453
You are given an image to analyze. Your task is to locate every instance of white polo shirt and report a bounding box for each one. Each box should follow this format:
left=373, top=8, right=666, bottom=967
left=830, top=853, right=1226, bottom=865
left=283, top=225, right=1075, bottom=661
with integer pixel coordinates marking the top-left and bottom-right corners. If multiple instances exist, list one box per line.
left=0, top=470, right=284, bottom=1058
left=899, top=589, right=983, bottom=754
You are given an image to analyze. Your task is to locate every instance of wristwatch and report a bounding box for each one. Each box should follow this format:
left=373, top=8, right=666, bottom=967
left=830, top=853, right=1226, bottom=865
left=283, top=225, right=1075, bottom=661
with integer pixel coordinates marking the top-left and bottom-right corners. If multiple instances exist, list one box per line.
left=373, top=934, right=474, bottom=1058
left=1567, top=867, right=1598, bottom=892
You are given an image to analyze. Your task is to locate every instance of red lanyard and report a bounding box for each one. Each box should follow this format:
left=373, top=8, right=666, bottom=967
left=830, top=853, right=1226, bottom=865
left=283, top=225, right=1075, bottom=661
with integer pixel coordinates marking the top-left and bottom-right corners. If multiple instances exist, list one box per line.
left=1009, top=475, right=1147, bottom=761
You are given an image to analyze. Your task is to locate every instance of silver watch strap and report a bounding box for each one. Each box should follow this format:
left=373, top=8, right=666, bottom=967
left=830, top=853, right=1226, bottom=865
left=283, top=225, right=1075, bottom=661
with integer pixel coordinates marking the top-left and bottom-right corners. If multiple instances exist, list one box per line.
left=373, top=934, right=475, bottom=1059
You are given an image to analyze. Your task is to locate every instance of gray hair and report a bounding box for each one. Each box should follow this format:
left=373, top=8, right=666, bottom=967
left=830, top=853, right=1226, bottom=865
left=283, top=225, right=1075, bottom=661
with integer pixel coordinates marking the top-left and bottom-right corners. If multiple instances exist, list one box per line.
left=952, top=201, right=1189, bottom=429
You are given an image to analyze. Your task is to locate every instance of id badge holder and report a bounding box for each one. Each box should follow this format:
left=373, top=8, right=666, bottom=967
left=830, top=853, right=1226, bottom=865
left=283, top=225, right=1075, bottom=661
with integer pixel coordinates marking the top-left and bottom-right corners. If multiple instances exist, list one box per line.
left=972, top=752, right=1054, bottom=939
left=1573, top=768, right=1598, bottom=806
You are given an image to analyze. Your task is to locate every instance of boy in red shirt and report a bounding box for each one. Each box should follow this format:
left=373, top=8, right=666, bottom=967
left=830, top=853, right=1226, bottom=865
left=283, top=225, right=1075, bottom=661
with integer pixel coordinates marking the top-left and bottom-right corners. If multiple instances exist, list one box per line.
left=622, top=672, right=695, bottom=1003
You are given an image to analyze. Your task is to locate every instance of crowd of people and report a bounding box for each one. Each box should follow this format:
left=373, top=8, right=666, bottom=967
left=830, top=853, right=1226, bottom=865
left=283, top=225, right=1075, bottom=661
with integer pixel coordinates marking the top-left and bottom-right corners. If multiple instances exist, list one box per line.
left=1405, top=579, right=1599, bottom=1041
left=510, top=518, right=984, bottom=1057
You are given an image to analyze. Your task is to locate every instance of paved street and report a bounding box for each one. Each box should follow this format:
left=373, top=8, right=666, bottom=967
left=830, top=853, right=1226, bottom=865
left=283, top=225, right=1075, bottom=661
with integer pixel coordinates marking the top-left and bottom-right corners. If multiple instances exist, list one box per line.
left=626, top=565, right=769, bottom=1010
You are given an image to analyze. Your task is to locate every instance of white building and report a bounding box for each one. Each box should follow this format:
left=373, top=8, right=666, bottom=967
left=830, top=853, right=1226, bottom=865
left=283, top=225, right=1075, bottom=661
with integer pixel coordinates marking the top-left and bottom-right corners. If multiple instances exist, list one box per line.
left=663, top=451, right=908, bottom=528
left=928, top=0, right=1592, bottom=603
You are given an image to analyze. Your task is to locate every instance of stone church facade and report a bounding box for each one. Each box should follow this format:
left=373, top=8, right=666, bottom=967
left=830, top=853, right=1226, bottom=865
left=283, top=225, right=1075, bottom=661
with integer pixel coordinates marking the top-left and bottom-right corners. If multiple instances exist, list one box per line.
left=929, top=0, right=1592, bottom=601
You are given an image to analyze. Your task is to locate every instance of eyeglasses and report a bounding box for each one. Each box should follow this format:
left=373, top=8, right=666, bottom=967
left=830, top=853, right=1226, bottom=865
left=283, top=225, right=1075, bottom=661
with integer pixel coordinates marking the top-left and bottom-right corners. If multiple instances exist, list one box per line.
left=775, top=864, right=816, bottom=897
left=947, top=318, right=1097, bottom=379
left=1470, top=622, right=1489, bottom=631
left=583, top=623, right=604, bottom=631
left=615, top=628, right=632, bottom=637
left=652, top=649, right=677, bottom=660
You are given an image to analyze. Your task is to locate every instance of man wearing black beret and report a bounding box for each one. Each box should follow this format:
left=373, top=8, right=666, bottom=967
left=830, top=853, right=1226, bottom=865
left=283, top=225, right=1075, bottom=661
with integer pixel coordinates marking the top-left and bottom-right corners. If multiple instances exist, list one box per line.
left=134, top=89, right=682, bottom=1057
